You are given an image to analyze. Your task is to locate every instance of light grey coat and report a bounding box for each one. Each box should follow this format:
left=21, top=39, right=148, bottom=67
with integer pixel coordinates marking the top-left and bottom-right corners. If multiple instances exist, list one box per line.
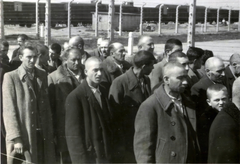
left=2, top=65, right=56, bottom=163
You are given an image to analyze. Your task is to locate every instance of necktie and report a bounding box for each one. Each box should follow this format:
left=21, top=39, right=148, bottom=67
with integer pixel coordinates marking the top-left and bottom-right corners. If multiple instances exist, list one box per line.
left=94, top=89, right=102, bottom=108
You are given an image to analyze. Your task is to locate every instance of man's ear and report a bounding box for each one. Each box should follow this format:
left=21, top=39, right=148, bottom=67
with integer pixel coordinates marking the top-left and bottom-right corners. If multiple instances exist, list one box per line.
left=206, top=99, right=212, bottom=107
left=163, top=75, right=169, bottom=84
left=19, top=55, right=23, bottom=61
left=84, top=69, right=87, bottom=76
left=232, top=62, right=237, bottom=68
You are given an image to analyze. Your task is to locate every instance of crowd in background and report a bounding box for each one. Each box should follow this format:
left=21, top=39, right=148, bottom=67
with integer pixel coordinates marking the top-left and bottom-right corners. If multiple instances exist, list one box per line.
left=0, top=34, right=240, bottom=164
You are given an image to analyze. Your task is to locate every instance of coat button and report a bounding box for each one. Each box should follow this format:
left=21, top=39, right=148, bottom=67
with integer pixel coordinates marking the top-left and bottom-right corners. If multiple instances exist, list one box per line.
left=170, top=136, right=176, bottom=141
left=32, top=124, right=34, bottom=127
left=32, top=111, right=34, bottom=114
left=171, top=151, right=176, bottom=157
left=31, top=99, right=33, bottom=102
left=171, top=121, right=176, bottom=126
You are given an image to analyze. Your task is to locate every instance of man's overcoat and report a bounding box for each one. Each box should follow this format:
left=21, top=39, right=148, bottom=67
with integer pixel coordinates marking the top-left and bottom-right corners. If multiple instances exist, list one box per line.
left=134, top=84, right=200, bottom=163
left=2, top=65, right=56, bottom=163
left=65, top=79, right=113, bottom=163
left=48, top=64, right=84, bottom=152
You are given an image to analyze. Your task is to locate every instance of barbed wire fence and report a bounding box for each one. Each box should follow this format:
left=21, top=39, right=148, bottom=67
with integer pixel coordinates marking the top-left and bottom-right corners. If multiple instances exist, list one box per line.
left=0, top=0, right=240, bottom=61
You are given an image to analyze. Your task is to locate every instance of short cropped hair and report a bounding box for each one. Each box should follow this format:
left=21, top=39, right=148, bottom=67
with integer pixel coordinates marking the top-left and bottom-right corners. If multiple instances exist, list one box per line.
left=187, top=47, right=204, bottom=62
left=202, top=50, right=214, bottom=65
left=162, top=61, right=185, bottom=77
left=133, top=50, right=156, bottom=68
left=50, top=43, right=61, bottom=54
left=168, top=51, right=187, bottom=62
left=17, top=34, right=28, bottom=41
left=206, top=84, right=228, bottom=99
left=164, top=38, right=182, bottom=53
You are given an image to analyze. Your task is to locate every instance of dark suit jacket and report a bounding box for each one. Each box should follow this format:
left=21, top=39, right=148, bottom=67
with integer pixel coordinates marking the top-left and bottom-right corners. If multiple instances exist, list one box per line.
left=108, top=68, right=151, bottom=162
left=208, top=102, right=240, bottom=163
left=134, top=84, right=200, bottom=163
left=101, top=56, right=131, bottom=92
left=191, top=76, right=214, bottom=115
left=48, top=64, right=84, bottom=152
left=224, top=65, right=235, bottom=98
left=65, top=80, right=113, bottom=163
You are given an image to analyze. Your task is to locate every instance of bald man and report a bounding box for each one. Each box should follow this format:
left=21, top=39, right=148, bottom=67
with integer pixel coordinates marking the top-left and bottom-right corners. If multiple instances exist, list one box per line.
left=152, top=51, right=189, bottom=92
left=224, top=53, right=240, bottom=98
left=65, top=57, right=113, bottom=163
left=191, top=57, right=226, bottom=112
left=101, top=42, right=131, bottom=92
left=68, top=36, right=91, bottom=65
left=89, top=39, right=110, bottom=60
left=138, top=35, right=154, bottom=54
left=134, top=62, right=200, bottom=163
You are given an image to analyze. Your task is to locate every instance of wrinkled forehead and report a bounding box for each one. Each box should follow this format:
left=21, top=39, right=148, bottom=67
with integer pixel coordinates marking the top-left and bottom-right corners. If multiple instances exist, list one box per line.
left=165, top=66, right=187, bottom=77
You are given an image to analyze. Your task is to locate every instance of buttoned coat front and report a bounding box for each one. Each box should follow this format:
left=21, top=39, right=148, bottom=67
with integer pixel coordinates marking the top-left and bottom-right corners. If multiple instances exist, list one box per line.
left=109, top=68, right=151, bottom=162
left=48, top=64, right=84, bottom=152
left=134, top=84, right=199, bottom=163
left=2, top=65, right=56, bottom=163
left=65, top=80, right=113, bottom=163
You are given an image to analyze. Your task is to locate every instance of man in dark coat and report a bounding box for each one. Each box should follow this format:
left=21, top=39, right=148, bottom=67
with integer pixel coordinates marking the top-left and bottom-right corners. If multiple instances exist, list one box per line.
left=48, top=48, right=85, bottom=163
left=109, top=50, right=156, bottom=163
left=2, top=44, right=56, bottom=163
left=186, top=47, right=204, bottom=87
left=134, top=62, right=200, bottom=163
left=224, top=53, right=240, bottom=98
left=65, top=57, right=113, bottom=163
left=89, top=39, right=110, bottom=60
left=191, top=57, right=226, bottom=116
left=101, top=42, right=131, bottom=92
left=208, top=77, right=240, bottom=163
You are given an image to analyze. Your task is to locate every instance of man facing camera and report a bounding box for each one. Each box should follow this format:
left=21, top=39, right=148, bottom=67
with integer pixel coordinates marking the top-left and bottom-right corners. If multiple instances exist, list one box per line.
left=198, top=84, right=229, bottom=162
left=65, top=57, right=113, bottom=163
left=48, top=48, right=85, bottom=163
left=134, top=62, right=200, bottom=163
left=208, top=78, right=240, bottom=163
left=2, top=44, right=55, bottom=163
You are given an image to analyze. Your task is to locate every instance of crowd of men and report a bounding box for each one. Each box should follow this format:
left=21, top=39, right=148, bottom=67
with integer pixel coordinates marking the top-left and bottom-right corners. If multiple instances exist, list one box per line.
left=0, top=34, right=240, bottom=164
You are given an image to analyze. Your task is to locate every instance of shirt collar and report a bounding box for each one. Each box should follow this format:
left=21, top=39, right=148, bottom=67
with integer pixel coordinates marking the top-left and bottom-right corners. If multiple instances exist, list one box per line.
left=86, top=80, right=101, bottom=94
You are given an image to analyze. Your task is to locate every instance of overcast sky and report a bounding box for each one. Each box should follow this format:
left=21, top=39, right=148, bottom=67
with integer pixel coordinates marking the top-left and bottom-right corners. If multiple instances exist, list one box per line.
left=3, top=0, right=240, bottom=9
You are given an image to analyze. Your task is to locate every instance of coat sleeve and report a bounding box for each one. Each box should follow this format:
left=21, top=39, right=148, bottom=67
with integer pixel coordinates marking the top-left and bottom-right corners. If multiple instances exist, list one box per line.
left=134, top=100, right=157, bottom=163
left=149, top=64, right=163, bottom=90
left=65, top=91, right=89, bottom=163
left=108, top=78, right=124, bottom=109
left=47, top=74, right=57, bottom=135
left=2, top=73, right=21, bottom=141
